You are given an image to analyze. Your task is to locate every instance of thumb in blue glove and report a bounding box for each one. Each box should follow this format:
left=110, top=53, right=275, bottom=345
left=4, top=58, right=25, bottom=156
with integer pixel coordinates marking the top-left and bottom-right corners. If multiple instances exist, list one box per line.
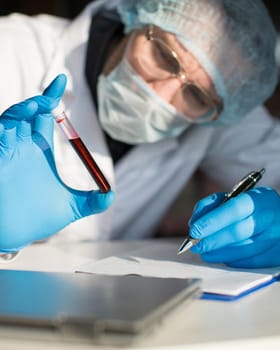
left=0, top=74, right=114, bottom=253
left=188, top=187, right=280, bottom=268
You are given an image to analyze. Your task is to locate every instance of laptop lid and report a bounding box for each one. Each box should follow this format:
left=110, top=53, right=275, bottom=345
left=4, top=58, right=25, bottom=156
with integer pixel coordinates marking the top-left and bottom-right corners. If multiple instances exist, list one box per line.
left=0, top=270, right=200, bottom=344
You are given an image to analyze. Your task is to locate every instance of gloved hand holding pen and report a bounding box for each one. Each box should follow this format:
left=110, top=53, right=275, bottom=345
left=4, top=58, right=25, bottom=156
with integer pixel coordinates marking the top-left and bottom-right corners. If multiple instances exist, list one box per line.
left=188, top=187, right=280, bottom=268
left=0, top=74, right=114, bottom=253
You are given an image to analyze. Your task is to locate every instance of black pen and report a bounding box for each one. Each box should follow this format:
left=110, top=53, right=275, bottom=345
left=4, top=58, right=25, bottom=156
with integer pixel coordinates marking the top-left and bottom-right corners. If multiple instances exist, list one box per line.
left=177, top=168, right=265, bottom=255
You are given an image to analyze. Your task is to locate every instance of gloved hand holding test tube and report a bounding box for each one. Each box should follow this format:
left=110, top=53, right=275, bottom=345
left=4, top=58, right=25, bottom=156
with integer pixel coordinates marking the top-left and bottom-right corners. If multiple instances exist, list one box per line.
left=52, top=104, right=111, bottom=193
left=0, top=73, right=113, bottom=253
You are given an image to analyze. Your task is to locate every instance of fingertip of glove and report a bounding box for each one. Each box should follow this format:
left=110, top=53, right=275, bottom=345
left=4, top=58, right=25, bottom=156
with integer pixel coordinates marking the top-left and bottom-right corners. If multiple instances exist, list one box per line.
left=95, top=190, right=115, bottom=212
left=25, top=100, right=39, bottom=114
left=43, top=73, right=67, bottom=99
left=51, top=74, right=67, bottom=93
left=56, top=73, right=67, bottom=85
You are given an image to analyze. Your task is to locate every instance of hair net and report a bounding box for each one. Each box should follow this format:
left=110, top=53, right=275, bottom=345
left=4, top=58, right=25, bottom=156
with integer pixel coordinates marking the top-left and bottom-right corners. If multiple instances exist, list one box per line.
left=117, top=0, right=278, bottom=124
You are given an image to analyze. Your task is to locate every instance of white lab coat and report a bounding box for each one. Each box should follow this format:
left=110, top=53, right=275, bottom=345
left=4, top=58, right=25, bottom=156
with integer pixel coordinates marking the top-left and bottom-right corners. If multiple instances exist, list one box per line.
left=0, top=0, right=280, bottom=243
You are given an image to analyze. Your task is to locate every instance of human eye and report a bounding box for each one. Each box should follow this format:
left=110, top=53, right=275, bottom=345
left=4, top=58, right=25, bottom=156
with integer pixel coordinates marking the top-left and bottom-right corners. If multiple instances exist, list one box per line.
left=183, top=84, right=210, bottom=109
left=151, top=40, right=178, bottom=74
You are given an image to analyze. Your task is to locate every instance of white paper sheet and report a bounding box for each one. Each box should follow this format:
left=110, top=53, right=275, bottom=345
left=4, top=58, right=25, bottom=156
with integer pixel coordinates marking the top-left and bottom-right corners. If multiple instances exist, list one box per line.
left=77, top=242, right=280, bottom=296
left=0, top=245, right=92, bottom=273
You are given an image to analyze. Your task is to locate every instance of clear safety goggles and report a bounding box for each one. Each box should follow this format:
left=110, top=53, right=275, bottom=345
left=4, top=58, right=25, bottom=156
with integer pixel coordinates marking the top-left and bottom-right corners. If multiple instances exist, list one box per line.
left=136, top=24, right=223, bottom=123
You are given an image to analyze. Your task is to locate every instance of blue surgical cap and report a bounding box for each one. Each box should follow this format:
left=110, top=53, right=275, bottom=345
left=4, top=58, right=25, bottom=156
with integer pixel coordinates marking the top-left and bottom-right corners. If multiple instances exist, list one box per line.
left=117, top=0, right=278, bottom=124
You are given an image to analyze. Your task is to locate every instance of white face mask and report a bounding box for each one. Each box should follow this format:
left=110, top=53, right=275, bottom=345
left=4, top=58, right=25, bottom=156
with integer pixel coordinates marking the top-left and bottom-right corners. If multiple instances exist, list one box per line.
left=97, top=58, right=190, bottom=144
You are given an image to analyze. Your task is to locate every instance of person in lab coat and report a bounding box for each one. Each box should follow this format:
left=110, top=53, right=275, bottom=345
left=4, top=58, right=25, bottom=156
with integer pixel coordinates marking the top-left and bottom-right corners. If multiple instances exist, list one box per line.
left=0, top=0, right=279, bottom=266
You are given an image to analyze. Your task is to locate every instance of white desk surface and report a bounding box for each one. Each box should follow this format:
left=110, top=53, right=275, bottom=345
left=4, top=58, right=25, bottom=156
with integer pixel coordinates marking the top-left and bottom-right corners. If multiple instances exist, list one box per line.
left=0, top=239, right=280, bottom=350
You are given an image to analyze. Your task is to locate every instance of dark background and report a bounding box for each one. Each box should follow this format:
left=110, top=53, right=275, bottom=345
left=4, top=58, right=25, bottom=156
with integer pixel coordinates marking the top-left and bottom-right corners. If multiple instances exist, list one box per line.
left=0, top=0, right=90, bottom=18
left=0, top=0, right=279, bottom=25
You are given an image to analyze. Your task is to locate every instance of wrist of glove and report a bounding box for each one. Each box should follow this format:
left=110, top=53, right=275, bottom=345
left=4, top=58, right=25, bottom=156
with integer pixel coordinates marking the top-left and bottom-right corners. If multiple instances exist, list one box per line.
left=0, top=74, right=114, bottom=252
left=188, top=187, right=280, bottom=268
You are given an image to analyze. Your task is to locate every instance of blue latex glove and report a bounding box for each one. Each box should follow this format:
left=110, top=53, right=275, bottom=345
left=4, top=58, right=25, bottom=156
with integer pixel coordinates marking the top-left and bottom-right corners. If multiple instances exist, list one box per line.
left=189, top=187, right=280, bottom=268
left=0, top=74, right=114, bottom=253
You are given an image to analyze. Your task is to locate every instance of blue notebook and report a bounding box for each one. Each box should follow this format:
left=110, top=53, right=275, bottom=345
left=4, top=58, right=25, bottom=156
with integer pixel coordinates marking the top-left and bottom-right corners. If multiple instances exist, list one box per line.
left=77, top=242, right=280, bottom=301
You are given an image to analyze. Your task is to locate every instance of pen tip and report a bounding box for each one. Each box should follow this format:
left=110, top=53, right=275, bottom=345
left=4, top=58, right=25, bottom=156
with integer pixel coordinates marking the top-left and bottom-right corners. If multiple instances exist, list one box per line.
left=177, top=241, right=193, bottom=255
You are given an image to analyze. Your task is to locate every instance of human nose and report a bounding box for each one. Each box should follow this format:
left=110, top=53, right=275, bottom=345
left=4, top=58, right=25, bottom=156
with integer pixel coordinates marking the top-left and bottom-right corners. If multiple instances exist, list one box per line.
left=146, top=76, right=182, bottom=104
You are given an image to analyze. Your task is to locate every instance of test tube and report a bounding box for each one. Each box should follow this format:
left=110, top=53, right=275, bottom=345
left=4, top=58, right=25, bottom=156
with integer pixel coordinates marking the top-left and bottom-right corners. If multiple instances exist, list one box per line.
left=52, top=105, right=111, bottom=193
